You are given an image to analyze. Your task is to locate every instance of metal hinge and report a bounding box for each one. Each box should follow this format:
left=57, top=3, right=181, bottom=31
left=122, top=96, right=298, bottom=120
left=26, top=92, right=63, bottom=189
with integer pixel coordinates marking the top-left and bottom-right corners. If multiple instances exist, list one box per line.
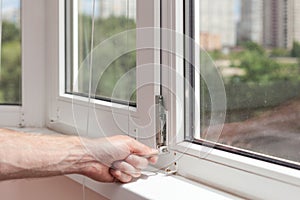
left=18, top=111, right=25, bottom=128
left=155, top=95, right=169, bottom=154
left=155, top=95, right=177, bottom=174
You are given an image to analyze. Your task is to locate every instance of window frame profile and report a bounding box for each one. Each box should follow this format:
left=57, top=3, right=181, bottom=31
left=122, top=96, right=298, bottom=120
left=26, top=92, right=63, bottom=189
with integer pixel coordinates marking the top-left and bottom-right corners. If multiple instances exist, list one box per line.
left=0, top=0, right=46, bottom=127
left=159, top=0, right=300, bottom=198
left=47, top=0, right=161, bottom=147
left=186, top=0, right=300, bottom=172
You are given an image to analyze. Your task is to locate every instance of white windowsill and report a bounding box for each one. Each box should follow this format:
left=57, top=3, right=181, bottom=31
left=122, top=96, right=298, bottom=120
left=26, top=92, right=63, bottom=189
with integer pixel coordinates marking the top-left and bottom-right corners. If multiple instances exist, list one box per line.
left=67, top=173, right=240, bottom=200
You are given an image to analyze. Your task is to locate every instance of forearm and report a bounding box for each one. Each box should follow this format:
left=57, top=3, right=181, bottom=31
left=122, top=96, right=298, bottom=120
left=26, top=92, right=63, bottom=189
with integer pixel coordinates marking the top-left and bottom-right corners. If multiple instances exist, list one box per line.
left=0, top=128, right=92, bottom=180
left=0, top=128, right=158, bottom=183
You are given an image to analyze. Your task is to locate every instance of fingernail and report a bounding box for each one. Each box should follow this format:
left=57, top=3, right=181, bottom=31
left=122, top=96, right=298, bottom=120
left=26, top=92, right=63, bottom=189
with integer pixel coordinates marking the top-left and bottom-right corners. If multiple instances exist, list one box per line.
left=149, top=156, right=158, bottom=164
left=115, top=170, right=121, bottom=176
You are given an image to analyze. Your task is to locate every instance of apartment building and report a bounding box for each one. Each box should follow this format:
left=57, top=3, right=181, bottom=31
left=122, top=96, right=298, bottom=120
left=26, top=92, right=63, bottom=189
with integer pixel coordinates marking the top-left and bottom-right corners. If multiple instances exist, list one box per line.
left=263, top=0, right=296, bottom=49
left=98, top=0, right=136, bottom=20
left=238, top=0, right=263, bottom=44
left=199, top=0, right=236, bottom=48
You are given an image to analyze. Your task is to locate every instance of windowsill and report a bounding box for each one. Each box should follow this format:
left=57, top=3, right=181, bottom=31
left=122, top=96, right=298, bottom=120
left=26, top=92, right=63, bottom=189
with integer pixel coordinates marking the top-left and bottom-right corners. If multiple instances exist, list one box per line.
left=67, top=173, right=240, bottom=200
left=7, top=127, right=240, bottom=200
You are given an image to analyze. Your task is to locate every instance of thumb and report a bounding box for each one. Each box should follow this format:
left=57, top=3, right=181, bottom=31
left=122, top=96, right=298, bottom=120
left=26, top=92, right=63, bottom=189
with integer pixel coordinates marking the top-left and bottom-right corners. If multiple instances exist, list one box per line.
left=129, top=139, right=158, bottom=156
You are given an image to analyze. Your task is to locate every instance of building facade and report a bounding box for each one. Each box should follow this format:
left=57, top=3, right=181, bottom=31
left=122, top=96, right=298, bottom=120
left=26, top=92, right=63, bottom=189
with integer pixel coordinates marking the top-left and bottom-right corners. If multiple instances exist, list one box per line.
left=98, top=0, right=136, bottom=20
left=294, top=0, right=300, bottom=43
left=200, top=32, right=222, bottom=51
left=238, top=0, right=263, bottom=44
left=237, top=0, right=300, bottom=49
left=199, top=0, right=236, bottom=48
left=263, top=0, right=295, bottom=49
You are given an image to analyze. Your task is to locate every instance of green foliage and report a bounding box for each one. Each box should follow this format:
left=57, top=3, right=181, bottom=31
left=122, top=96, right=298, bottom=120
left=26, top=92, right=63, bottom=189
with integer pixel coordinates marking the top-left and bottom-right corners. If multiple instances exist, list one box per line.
left=229, top=43, right=300, bottom=85
left=270, top=48, right=290, bottom=57
left=0, top=21, right=21, bottom=104
left=78, top=15, right=136, bottom=65
left=77, top=16, right=137, bottom=103
left=208, top=50, right=224, bottom=60
left=2, top=21, right=20, bottom=43
left=291, top=41, right=300, bottom=58
left=223, top=42, right=300, bottom=121
left=242, top=41, right=265, bottom=55
left=0, top=41, right=21, bottom=103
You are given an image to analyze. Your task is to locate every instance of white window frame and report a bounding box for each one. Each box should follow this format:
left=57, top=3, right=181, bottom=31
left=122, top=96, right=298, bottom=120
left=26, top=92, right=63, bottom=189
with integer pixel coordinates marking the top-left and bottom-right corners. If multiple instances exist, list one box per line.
left=0, top=0, right=46, bottom=128
left=159, top=0, right=300, bottom=199
left=46, top=0, right=161, bottom=147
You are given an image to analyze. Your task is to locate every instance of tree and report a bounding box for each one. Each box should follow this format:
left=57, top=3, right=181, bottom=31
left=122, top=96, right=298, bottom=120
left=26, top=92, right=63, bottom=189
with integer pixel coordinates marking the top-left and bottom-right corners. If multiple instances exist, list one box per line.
left=230, top=43, right=277, bottom=84
left=270, top=48, right=289, bottom=57
left=76, top=15, right=137, bottom=102
left=0, top=21, right=21, bottom=104
left=291, top=41, right=300, bottom=58
left=2, top=21, right=20, bottom=42
left=243, top=41, right=265, bottom=55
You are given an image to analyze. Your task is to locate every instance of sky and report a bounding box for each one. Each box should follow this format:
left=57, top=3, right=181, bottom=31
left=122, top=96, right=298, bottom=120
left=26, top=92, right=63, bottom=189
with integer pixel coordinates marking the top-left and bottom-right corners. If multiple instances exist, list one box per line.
left=2, top=0, right=20, bottom=11
left=80, top=0, right=100, bottom=16
left=234, top=0, right=242, bottom=22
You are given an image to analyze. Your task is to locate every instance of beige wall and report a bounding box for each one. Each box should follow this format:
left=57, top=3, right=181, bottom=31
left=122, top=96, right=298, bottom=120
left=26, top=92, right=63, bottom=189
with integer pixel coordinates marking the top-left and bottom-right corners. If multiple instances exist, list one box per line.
left=0, top=176, right=107, bottom=200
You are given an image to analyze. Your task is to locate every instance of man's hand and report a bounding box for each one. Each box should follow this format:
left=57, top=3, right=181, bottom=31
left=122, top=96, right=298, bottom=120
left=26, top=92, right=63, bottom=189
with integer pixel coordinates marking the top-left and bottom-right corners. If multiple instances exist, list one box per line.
left=80, top=135, right=158, bottom=183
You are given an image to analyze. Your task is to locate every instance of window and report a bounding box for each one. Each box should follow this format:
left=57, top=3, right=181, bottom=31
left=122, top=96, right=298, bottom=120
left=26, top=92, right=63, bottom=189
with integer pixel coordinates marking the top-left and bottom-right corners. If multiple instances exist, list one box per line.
left=49, top=0, right=160, bottom=142
left=187, top=0, right=300, bottom=168
left=158, top=1, right=300, bottom=198
left=0, top=0, right=49, bottom=127
left=0, top=0, right=21, bottom=105
left=65, top=0, right=137, bottom=106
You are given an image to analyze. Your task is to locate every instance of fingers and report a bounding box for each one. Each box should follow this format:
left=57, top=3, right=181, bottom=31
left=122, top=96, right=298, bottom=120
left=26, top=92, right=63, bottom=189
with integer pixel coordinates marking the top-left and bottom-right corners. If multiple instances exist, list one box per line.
left=112, top=161, right=141, bottom=178
left=110, top=153, right=159, bottom=183
left=81, top=162, right=115, bottom=183
left=99, top=135, right=160, bottom=183
left=148, top=155, right=158, bottom=165
left=109, top=169, right=133, bottom=183
left=126, top=154, right=158, bottom=168
left=125, top=154, right=149, bottom=169
left=128, top=139, right=159, bottom=156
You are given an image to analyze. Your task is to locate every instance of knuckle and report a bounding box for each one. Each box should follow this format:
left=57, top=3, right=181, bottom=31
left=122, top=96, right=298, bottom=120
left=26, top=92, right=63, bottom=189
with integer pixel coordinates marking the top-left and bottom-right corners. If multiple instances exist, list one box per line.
left=126, top=155, right=148, bottom=168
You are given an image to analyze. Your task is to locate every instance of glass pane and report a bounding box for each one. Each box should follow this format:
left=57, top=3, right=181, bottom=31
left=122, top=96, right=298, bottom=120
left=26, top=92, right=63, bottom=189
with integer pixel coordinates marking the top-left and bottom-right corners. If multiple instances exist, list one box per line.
left=197, top=0, right=300, bottom=164
left=66, top=0, right=137, bottom=105
left=0, top=0, right=21, bottom=105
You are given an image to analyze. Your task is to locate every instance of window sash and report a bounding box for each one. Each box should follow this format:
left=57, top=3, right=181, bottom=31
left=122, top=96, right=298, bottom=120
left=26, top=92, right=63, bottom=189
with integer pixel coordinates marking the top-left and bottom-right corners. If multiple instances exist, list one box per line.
left=159, top=0, right=300, bottom=198
left=64, top=0, right=139, bottom=107
left=48, top=0, right=161, bottom=148
left=0, top=0, right=46, bottom=127
left=183, top=0, right=300, bottom=170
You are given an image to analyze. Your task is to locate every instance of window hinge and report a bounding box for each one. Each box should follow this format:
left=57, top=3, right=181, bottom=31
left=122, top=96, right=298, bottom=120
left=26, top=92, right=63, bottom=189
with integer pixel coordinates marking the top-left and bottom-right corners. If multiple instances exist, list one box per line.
left=18, top=111, right=25, bottom=128
left=49, top=107, right=60, bottom=124
left=164, top=155, right=178, bottom=175
left=156, top=95, right=169, bottom=154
